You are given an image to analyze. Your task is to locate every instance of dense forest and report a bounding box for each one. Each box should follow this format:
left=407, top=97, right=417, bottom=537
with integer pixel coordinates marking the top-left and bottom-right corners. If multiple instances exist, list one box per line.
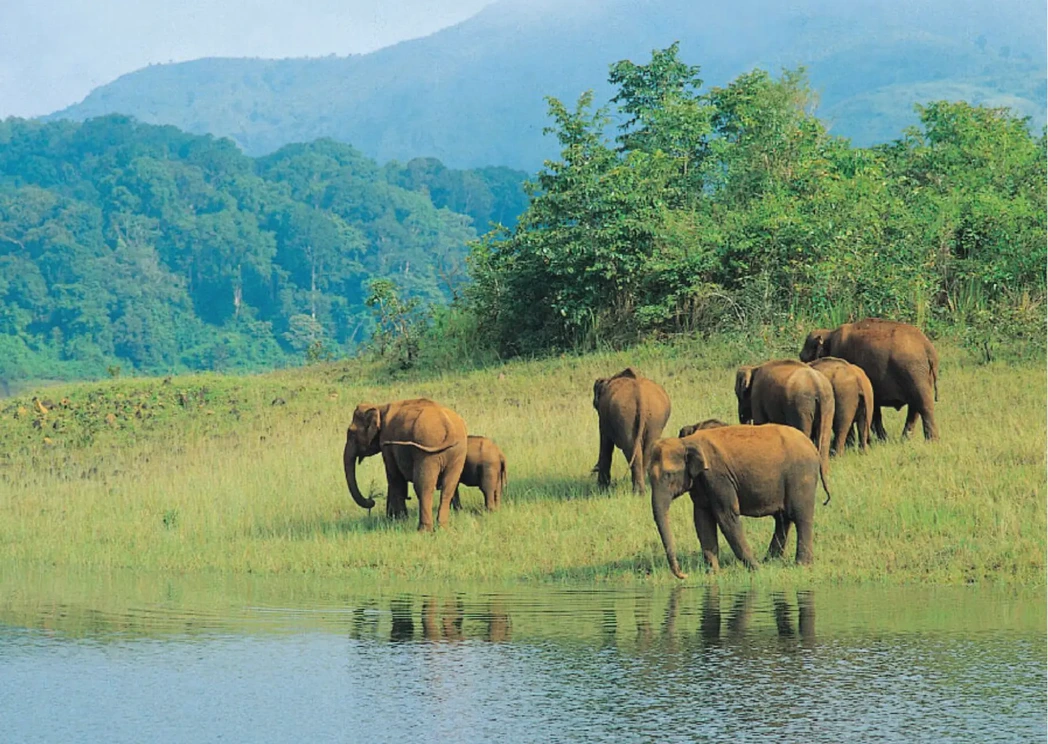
left=0, top=116, right=527, bottom=382
left=51, top=0, right=1046, bottom=169
left=2, top=45, right=1044, bottom=384
left=463, top=47, right=1046, bottom=358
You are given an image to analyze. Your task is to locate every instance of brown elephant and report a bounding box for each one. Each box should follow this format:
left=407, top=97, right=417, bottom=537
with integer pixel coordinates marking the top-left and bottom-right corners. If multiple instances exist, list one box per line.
left=735, top=359, right=834, bottom=480
left=449, top=435, right=508, bottom=511
left=807, top=357, right=874, bottom=453
left=677, top=419, right=728, bottom=438
left=648, top=424, right=830, bottom=579
left=343, top=398, right=467, bottom=531
left=800, top=318, right=939, bottom=441
left=593, top=367, right=672, bottom=494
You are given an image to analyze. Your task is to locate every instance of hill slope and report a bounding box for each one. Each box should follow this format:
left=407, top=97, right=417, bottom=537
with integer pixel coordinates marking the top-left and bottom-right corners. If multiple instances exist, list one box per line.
left=0, top=116, right=526, bottom=382
left=49, top=0, right=1047, bottom=169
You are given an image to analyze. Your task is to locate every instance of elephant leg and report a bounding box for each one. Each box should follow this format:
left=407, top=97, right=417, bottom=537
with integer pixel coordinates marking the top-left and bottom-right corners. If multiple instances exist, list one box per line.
left=901, top=405, right=920, bottom=439
left=480, top=468, right=499, bottom=511
left=919, top=394, right=939, bottom=442
left=596, top=430, right=614, bottom=490
left=714, top=507, right=758, bottom=570
left=630, top=449, right=646, bottom=495
left=872, top=405, right=888, bottom=440
left=766, top=512, right=791, bottom=560
left=692, top=496, right=720, bottom=572
left=794, top=516, right=814, bottom=565
left=413, top=460, right=441, bottom=531
left=436, top=456, right=466, bottom=528
left=384, top=459, right=410, bottom=519
left=854, top=405, right=868, bottom=452
left=450, top=487, right=461, bottom=511
left=832, top=413, right=850, bottom=456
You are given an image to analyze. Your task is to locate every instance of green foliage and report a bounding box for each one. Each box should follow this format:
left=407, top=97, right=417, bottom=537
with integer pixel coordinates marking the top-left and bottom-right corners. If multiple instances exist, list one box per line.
left=0, top=120, right=520, bottom=381
left=468, top=47, right=1047, bottom=355
left=364, top=278, right=430, bottom=370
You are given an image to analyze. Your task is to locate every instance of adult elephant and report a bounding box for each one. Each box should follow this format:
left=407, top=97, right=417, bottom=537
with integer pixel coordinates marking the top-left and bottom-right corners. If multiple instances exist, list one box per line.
left=735, top=359, right=834, bottom=479
left=648, top=424, right=830, bottom=578
left=800, top=318, right=939, bottom=441
left=808, top=357, right=874, bottom=453
left=593, top=367, right=671, bottom=494
left=343, top=398, right=467, bottom=531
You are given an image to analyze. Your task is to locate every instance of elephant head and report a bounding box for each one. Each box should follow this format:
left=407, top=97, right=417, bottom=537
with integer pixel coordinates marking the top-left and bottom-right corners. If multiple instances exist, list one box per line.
left=593, top=367, right=638, bottom=409
left=343, top=403, right=385, bottom=510
left=649, top=437, right=711, bottom=579
left=734, top=366, right=755, bottom=424
left=800, top=330, right=832, bottom=362
left=678, top=419, right=728, bottom=438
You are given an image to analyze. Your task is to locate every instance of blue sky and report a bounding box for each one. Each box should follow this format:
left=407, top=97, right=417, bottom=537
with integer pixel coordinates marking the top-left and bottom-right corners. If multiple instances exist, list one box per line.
left=0, top=0, right=494, bottom=118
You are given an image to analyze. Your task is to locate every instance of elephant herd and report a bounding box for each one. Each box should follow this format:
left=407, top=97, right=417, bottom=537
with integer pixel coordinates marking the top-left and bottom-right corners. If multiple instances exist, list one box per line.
left=342, top=318, right=941, bottom=578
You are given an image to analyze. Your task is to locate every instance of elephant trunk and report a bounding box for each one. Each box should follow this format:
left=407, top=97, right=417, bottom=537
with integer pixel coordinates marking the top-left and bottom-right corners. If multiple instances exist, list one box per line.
left=344, top=440, right=376, bottom=510
left=652, top=486, right=686, bottom=579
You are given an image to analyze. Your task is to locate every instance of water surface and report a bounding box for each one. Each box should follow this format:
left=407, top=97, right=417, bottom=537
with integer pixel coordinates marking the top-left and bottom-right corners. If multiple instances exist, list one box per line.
left=0, top=571, right=1043, bottom=743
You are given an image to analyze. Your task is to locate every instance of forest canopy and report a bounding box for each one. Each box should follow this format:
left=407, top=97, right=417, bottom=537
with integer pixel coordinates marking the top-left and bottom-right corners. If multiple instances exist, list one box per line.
left=0, top=46, right=1044, bottom=383
left=0, top=116, right=527, bottom=382
left=465, top=46, right=1047, bottom=357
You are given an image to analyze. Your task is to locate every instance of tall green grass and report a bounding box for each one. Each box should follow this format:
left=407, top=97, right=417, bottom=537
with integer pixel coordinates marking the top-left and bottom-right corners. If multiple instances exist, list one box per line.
left=0, top=340, right=1043, bottom=585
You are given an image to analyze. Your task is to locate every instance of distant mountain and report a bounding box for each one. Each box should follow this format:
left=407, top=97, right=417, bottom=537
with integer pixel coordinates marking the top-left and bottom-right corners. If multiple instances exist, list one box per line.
left=48, top=0, right=1047, bottom=170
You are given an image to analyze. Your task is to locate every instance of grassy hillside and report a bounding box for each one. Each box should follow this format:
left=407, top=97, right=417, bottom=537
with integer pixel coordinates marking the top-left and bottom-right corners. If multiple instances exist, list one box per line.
left=0, top=336, right=1043, bottom=586
left=48, top=0, right=1046, bottom=169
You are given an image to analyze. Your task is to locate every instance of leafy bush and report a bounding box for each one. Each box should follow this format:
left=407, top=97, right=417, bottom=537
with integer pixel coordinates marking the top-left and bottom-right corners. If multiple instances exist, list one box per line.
left=466, top=46, right=1046, bottom=356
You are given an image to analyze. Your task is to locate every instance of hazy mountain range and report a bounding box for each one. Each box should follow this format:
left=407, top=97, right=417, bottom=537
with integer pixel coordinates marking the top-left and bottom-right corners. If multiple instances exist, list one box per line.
left=46, top=0, right=1047, bottom=170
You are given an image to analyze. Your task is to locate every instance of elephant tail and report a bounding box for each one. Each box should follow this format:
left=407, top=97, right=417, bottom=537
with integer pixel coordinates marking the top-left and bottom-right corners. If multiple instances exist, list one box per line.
left=626, top=416, right=645, bottom=469
left=499, top=456, right=508, bottom=494
left=818, top=459, right=832, bottom=507
left=930, top=358, right=939, bottom=402
left=813, top=395, right=832, bottom=506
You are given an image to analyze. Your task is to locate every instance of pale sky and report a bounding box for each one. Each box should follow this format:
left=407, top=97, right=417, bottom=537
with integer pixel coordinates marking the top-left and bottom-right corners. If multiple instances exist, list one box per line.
left=0, top=0, right=496, bottom=118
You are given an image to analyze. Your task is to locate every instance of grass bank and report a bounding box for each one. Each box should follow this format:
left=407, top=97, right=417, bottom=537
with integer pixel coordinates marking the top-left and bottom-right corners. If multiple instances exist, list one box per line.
left=0, top=338, right=1043, bottom=585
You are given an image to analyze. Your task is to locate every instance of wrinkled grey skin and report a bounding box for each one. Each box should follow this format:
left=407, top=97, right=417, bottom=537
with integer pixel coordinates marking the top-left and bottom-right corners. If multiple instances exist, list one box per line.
left=807, top=356, right=874, bottom=453
left=592, top=367, right=671, bottom=494
left=800, top=318, right=939, bottom=441
left=648, top=425, right=830, bottom=579
left=735, top=359, right=834, bottom=487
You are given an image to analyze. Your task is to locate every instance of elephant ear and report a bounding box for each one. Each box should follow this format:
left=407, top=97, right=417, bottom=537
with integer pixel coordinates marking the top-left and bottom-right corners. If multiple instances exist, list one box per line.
left=734, top=366, right=755, bottom=399
left=683, top=438, right=711, bottom=479
left=363, top=406, right=382, bottom=445
left=351, top=404, right=382, bottom=452
left=593, top=378, right=609, bottom=410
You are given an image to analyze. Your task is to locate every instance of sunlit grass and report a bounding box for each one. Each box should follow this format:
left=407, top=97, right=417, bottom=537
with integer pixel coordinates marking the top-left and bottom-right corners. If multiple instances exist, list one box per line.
left=0, top=340, right=1043, bottom=586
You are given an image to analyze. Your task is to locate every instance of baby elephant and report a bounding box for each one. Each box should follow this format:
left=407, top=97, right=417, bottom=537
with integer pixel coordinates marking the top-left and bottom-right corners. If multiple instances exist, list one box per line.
left=648, top=424, right=831, bottom=579
left=450, top=435, right=508, bottom=511
left=677, top=419, right=728, bottom=438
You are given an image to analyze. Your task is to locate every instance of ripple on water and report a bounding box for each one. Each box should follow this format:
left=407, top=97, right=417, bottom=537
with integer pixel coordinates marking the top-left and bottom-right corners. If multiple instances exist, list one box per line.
left=0, top=581, right=1043, bottom=744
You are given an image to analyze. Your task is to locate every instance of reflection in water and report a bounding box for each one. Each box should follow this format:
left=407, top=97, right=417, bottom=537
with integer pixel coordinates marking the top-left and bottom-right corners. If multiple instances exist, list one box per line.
left=0, top=576, right=1043, bottom=744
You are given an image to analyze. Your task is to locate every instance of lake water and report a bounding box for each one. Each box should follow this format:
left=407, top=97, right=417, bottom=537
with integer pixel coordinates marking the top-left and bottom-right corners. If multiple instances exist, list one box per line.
left=0, top=571, right=1043, bottom=743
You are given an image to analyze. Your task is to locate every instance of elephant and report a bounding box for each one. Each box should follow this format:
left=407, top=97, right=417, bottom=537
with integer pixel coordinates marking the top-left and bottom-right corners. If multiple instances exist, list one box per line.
left=800, top=318, right=940, bottom=441
left=808, top=356, right=874, bottom=453
left=593, top=367, right=671, bottom=494
left=735, top=359, right=834, bottom=479
left=648, top=424, right=831, bottom=579
left=343, top=398, right=467, bottom=531
left=677, top=419, right=728, bottom=438
left=449, top=435, right=508, bottom=511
